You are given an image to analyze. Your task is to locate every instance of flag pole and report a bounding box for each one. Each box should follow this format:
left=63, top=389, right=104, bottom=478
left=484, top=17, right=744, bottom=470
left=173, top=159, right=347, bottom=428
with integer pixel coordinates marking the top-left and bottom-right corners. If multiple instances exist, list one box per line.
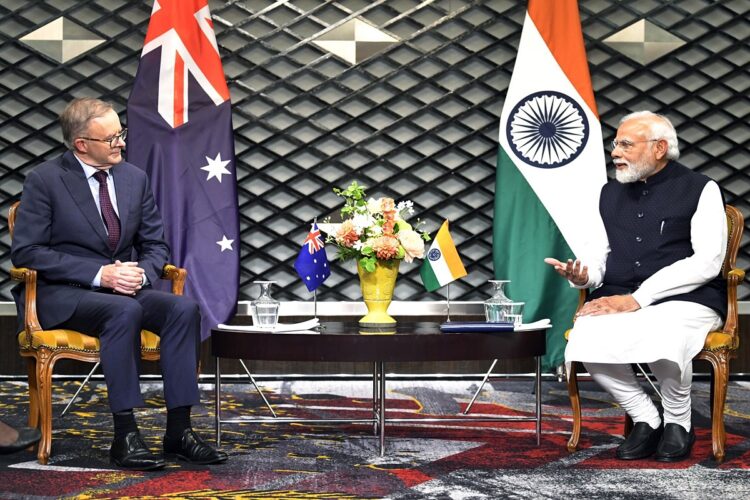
left=446, top=283, right=451, bottom=322
left=313, top=216, right=318, bottom=320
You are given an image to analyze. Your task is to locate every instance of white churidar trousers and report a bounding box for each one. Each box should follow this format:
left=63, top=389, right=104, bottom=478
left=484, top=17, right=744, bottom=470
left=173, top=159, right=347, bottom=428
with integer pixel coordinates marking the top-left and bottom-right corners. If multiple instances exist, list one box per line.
left=566, top=301, right=722, bottom=431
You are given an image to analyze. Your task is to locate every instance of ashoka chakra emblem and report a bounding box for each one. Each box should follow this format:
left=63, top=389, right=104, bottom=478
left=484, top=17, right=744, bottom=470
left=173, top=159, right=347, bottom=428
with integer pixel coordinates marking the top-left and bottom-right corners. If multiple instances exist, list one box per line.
left=506, top=91, right=589, bottom=169
left=428, top=248, right=441, bottom=261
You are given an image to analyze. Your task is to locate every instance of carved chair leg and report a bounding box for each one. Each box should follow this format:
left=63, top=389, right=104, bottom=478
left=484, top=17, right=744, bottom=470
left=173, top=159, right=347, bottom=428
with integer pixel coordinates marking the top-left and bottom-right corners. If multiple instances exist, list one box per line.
left=25, top=356, right=40, bottom=430
left=707, top=351, right=729, bottom=463
left=567, top=361, right=582, bottom=452
left=36, top=350, right=55, bottom=465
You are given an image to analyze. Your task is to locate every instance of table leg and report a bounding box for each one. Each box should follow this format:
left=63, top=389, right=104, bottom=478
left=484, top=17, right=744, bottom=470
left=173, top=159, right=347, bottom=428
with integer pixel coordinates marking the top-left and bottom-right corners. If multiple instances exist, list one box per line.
left=535, top=355, right=542, bottom=446
left=239, top=359, right=277, bottom=417
left=464, top=358, right=498, bottom=414
left=372, top=361, right=379, bottom=436
left=215, top=356, right=222, bottom=446
left=379, top=361, right=386, bottom=456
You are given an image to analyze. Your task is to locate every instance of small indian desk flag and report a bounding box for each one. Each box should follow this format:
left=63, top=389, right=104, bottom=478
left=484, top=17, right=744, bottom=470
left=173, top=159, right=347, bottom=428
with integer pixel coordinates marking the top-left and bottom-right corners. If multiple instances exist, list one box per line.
left=295, top=222, right=330, bottom=292
left=420, top=220, right=467, bottom=292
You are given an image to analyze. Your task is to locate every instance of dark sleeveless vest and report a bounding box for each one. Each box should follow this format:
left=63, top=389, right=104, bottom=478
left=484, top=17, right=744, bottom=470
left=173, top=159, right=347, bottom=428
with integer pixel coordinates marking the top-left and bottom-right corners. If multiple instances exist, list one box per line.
left=588, top=161, right=726, bottom=318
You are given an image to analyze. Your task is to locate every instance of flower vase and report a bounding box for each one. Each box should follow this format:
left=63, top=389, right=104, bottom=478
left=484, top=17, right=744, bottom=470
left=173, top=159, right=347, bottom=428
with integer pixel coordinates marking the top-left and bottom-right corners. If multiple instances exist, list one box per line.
left=357, top=259, right=400, bottom=334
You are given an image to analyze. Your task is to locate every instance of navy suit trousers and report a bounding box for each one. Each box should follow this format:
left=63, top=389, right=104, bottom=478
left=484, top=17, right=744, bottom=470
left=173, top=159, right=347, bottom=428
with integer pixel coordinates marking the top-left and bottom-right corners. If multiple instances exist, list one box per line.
left=58, top=288, right=202, bottom=413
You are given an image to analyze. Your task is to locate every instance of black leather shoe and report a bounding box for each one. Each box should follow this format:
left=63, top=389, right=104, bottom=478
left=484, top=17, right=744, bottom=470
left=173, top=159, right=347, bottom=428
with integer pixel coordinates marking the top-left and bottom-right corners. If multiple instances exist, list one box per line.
left=164, top=429, right=227, bottom=465
left=616, top=422, right=662, bottom=460
left=655, top=423, right=695, bottom=462
left=0, top=427, right=41, bottom=455
left=110, top=431, right=166, bottom=470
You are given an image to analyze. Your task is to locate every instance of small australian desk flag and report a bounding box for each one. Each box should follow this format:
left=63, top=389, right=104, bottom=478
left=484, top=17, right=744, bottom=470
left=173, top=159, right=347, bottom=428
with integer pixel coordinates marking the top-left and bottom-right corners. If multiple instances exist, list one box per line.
left=295, top=222, right=330, bottom=292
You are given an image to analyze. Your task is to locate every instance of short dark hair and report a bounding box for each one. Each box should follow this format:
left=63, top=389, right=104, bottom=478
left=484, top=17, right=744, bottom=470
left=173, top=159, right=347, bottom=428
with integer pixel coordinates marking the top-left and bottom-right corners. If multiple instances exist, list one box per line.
left=59, top=98, right=114, bottom=150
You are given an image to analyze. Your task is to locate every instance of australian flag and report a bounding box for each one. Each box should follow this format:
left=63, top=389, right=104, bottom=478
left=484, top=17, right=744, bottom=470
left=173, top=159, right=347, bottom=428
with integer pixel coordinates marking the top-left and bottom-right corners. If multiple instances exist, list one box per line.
left=126, top=0, right=239, bottom=340
left=294, top=223, right=330, bottom=292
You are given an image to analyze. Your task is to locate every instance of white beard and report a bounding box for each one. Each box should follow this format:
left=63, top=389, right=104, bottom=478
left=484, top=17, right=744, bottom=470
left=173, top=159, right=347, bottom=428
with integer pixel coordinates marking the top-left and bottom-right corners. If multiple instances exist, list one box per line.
left=614, top=159, right=656, bottom=183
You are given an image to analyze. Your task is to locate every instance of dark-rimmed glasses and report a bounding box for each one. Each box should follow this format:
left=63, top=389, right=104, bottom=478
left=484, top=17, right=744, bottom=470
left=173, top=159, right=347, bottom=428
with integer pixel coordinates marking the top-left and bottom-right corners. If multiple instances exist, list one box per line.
left=610, top=138, right=659, bottom=152
left=79, top=128, right=127, bottom=148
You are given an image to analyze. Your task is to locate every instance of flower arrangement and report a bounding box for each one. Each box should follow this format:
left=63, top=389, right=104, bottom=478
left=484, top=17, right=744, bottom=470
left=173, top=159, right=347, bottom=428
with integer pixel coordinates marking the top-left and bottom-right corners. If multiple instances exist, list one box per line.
left=327, top=181, right=430, bottom=272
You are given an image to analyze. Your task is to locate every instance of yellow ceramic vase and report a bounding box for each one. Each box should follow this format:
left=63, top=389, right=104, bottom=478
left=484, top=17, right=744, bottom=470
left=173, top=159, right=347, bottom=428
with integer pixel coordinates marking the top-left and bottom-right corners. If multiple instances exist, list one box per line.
left=358, top=259, right=400, bottom=334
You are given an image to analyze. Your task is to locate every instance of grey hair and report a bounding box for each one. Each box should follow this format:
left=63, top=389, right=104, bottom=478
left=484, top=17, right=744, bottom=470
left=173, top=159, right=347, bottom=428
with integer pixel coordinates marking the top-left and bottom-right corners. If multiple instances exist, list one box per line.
left=619, top=110, right=680, bottom=160
left=59, top=98, right=114, bottom=150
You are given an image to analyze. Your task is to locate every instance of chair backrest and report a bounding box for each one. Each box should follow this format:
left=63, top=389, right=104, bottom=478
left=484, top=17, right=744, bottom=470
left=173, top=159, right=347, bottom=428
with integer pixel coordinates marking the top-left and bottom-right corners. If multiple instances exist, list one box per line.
left=8, top=200, right=19, bottom=240
left=722, top=205, right=743, bottom=279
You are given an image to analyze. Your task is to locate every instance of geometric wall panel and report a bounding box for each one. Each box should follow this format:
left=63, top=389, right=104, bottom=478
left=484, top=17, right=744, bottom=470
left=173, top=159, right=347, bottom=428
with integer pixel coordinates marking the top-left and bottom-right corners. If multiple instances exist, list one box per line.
left=0, top=0, right=748, bottom=306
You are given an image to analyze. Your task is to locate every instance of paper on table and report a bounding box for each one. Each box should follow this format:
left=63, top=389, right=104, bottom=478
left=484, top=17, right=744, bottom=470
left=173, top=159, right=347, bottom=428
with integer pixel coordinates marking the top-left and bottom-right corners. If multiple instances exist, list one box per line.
left=514, top=318, right=552, bottom=331
left=216, top=318, right=320, bottom=333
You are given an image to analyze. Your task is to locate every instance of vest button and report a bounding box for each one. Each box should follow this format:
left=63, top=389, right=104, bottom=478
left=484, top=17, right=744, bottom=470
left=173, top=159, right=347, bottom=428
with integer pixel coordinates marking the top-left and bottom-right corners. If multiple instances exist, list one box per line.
left=642, top=189, right=649, bottom=196
left=635, top=261, right=641, bottom=267
left=636, top=236, right=642, bottom=242
left=637, top=212, right=644, bottom=218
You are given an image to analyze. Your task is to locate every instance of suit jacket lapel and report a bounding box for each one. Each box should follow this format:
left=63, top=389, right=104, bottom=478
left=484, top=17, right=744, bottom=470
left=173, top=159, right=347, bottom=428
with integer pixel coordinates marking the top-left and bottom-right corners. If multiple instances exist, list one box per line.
left=59, top=151, right=110, bottom=247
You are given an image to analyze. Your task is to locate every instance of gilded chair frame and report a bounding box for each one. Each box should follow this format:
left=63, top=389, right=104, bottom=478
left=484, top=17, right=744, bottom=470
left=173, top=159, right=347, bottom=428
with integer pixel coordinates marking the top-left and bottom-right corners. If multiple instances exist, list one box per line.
left=565, top=204, right=745, bottom=463
left=8, top=201, right=187, bottom=464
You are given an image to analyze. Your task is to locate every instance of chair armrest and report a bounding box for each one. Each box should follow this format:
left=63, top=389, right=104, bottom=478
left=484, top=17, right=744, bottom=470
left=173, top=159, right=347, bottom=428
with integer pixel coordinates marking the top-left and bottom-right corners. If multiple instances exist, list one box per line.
left=161, top=264, right=187, bottom=296
left=723, top=267, right=745, bottom=336
left=9, top=267, right=43, bottom=341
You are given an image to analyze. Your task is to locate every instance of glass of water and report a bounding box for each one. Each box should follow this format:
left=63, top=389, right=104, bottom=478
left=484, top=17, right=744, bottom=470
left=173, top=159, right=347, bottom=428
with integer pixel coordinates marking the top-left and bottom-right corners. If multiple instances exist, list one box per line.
left=484, top=280, right=512, bottom=322
left=250, top=281, right=280, bottom=329
left=501, top=302, right=524, bottom=328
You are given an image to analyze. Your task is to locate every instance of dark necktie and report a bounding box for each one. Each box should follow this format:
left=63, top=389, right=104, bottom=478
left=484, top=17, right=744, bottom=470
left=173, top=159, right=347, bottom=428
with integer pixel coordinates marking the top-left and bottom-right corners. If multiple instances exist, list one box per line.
left=93, top=170, right=120, bottom=251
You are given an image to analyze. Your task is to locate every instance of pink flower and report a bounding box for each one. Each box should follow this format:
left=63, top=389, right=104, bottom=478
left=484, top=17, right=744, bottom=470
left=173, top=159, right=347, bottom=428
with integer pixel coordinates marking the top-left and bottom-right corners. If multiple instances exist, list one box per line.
left=381, top=198, right=396, bottom=235
left=371, top=235, right=399, bottom=260
left=335, top=220, right=359, bottom=248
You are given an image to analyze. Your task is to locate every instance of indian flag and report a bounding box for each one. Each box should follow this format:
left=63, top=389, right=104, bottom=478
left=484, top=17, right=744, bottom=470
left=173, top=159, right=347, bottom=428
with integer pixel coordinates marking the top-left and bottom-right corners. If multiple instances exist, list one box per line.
left=420, top=220, right=467, bottom=292
left=493, top=0, right=608, bottom=371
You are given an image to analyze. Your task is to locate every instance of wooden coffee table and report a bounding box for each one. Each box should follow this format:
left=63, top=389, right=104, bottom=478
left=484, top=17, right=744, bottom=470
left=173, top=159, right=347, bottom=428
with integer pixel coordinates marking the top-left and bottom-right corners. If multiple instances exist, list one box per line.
left=212, top=321, right=546, bottom=455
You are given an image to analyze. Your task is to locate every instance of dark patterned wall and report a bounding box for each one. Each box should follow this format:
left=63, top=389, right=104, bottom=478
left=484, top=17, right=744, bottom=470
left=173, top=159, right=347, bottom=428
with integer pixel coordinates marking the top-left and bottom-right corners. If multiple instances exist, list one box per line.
left=0, top=0, right=748, bottom=304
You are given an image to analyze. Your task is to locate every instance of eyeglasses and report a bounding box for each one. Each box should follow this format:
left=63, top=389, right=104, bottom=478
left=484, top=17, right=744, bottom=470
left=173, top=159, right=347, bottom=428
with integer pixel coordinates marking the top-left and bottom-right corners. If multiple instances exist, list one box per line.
left=79, top=128, right=127, bottom=148
left=610, top=138, right=659, bottom=152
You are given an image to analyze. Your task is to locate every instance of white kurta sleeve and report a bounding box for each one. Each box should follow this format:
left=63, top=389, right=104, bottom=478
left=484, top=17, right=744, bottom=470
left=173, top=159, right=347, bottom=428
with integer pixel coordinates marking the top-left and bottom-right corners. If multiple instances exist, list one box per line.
left=569, top=218, right=610, bottom=290
left=631, top=181, right=726, bottom=308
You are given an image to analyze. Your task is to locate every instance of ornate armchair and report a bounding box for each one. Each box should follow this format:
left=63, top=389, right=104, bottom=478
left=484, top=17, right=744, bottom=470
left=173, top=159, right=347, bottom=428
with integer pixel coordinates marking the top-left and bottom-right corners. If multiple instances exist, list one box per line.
left=8, top=201, right=187, bottom=464
left=565, top=204, right=744, bottom=463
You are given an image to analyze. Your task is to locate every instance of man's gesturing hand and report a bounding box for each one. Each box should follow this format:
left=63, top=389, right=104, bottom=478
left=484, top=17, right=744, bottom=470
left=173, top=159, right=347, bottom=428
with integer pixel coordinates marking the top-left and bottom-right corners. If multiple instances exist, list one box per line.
left=101, top=260, right=145, bottom=295
left=544, top=258, right=589, bottom=286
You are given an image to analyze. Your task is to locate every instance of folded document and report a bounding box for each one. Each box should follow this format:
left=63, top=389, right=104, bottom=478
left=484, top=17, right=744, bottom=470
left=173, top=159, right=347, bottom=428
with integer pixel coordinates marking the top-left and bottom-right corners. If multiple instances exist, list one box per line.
left=216, top=318, right=320, bottom=333
left=439, top=318, right=552, bottom=333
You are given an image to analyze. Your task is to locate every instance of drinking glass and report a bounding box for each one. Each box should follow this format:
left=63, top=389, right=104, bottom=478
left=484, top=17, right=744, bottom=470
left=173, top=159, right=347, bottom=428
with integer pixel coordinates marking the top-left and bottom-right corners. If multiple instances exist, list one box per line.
left=501, top=302, right=524, bottom=328
left=484, top=280, right=512, bottom=322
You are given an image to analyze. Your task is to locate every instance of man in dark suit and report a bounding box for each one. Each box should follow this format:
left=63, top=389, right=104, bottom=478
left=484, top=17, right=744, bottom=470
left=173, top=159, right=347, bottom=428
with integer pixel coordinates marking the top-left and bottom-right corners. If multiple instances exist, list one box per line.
left=11, top=98, right=227, bottom=470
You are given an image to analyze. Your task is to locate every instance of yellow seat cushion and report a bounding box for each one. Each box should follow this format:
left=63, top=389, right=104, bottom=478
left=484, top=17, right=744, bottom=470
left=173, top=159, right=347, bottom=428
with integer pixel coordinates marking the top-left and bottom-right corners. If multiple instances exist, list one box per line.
left=18, top=329, right=160, bottom=352
left=703, top=331, right=736, bottom=351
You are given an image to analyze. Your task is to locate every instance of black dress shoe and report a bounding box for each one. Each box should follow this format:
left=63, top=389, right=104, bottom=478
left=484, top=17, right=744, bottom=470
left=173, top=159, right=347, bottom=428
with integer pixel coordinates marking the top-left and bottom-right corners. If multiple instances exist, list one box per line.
left=0, top=427, right=41, bottom=455
left=616, top=421, right=662, bottom=460
left=110, top=431, right=166, bottom=470
left=164, top=429, right=227, bottom=465
left=655, top=423, right=695, bottom=462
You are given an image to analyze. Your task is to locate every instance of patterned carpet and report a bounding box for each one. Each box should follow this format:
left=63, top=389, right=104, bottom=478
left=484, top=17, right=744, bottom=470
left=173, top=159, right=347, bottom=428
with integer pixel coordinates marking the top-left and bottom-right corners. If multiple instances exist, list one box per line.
left=0, top=377, right=749, bottom=499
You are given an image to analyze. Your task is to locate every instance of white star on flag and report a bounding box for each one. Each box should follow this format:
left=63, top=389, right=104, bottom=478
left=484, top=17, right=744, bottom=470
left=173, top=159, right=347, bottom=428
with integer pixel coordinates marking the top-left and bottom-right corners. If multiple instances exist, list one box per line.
left=216, top=235, right=234, bottom=252
left=201, top=152, right=231, bottom=182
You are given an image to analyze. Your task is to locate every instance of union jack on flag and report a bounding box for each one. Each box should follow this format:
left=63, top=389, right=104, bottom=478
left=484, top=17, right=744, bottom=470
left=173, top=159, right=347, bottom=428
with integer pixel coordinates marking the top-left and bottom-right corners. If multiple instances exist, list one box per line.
left=294, top=222, right=330, bottom=292
left=126, top=0, right=239, bottom=340
left=303, top=226, right=325, bottom=253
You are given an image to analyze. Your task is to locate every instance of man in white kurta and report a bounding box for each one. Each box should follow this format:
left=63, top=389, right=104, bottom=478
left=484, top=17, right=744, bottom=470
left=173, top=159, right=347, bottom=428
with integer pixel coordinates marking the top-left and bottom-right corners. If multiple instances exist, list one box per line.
left=545, top=111, right=727, bottom=462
